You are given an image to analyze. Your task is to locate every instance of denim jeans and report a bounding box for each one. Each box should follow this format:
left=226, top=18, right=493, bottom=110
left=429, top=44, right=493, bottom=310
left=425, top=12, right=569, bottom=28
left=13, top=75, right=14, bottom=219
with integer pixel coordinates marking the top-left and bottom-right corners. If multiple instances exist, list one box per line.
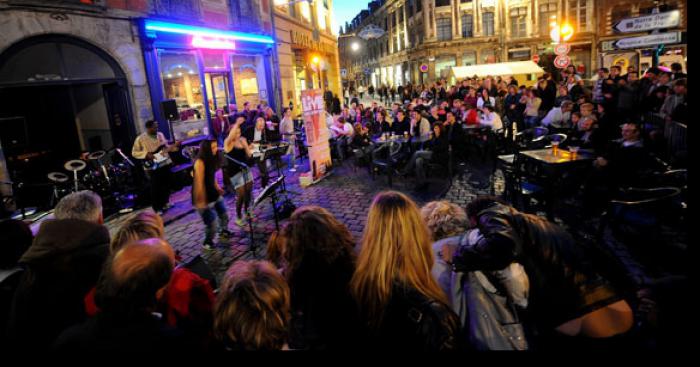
left=198, top=197, right=229, bottom=242
left=404, top=150, right=433, bottom=184
left=524, top=115, right=539, bottom=128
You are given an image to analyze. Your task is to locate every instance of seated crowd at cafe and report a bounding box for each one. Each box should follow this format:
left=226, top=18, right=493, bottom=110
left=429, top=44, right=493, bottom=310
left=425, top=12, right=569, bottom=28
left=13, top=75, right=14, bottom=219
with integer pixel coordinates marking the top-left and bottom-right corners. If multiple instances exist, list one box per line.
left=0, top=63, right=687, bottom=352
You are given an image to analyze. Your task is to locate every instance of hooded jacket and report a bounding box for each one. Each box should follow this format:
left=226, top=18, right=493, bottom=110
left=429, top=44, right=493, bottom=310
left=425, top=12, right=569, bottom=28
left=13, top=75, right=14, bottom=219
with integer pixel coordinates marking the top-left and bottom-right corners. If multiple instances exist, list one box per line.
left=6, top=219, right=110, bottom=351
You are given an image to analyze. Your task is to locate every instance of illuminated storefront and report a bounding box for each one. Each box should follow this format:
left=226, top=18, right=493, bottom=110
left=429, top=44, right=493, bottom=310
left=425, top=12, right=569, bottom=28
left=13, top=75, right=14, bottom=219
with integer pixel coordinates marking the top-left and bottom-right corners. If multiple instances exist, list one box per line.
left=141, top=19, right=276, bottom=142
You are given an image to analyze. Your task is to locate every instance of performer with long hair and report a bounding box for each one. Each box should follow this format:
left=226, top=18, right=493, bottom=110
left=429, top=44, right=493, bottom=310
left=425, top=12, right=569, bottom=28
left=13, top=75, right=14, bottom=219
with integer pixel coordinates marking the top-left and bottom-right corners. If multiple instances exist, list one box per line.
left=193, top=139, right=230, bottom=249
left=224, top=122, right=254, bottom=227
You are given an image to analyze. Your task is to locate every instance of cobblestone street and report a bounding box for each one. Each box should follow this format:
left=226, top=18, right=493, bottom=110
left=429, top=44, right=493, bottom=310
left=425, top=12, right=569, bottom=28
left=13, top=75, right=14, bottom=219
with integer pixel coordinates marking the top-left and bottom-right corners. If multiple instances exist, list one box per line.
left=104, top=158, right=496, bottom=284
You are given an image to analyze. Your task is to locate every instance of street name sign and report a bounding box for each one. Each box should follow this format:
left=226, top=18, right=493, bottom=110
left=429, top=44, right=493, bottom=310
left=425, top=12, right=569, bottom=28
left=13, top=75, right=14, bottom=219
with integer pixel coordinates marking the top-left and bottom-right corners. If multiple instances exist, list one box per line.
left=613, top=10, right=680, bottom=33
left=608, top=31, right=682, bottom=50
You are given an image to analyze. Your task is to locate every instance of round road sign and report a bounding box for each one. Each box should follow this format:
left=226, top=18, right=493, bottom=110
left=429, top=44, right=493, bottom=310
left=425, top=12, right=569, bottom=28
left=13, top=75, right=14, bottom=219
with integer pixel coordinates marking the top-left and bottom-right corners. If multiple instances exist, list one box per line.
left=554, top=43, right=571, bottom=55
left=420, top=64, right=429, bottom=73
left=554, top=55, right=571, bottom=69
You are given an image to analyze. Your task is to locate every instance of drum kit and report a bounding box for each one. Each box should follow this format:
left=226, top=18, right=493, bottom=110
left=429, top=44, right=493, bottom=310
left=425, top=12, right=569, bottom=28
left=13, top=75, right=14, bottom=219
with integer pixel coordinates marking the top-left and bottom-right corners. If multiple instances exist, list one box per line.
left=47, top=148, right=138, bottom=211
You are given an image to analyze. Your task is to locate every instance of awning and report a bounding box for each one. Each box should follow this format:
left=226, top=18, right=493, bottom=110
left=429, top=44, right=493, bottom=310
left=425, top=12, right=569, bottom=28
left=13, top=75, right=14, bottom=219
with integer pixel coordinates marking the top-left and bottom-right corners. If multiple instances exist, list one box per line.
left=450, top=61, right=545, bottom=79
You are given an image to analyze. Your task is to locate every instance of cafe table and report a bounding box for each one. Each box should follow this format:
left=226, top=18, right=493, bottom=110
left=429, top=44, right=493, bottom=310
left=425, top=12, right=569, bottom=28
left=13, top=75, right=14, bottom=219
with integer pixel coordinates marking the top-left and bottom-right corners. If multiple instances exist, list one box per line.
left=517, top=147, right=595, bottom=220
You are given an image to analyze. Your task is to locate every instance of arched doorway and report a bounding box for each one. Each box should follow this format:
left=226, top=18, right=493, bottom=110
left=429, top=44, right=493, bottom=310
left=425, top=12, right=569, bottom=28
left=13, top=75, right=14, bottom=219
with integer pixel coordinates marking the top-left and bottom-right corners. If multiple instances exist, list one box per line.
left=0, top=34, right=135, bottom=210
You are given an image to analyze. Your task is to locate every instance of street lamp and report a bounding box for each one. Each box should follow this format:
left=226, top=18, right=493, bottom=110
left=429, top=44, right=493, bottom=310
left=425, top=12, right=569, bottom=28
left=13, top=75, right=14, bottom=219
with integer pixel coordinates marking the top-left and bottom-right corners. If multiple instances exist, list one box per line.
left=311, top=55, right=323, bottom=91
left=550, top=22, right=574, bottom=44
left=351, top=42, right=360, bottom=52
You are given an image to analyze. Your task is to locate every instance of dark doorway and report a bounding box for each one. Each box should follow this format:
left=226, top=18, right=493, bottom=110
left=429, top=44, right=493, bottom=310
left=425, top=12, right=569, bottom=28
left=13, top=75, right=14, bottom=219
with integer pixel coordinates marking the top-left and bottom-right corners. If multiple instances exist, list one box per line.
left=0, top=35, right=135, bottom=213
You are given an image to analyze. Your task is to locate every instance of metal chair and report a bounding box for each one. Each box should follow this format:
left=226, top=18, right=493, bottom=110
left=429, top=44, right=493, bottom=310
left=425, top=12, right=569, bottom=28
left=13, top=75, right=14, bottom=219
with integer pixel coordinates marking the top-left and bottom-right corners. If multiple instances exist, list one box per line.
left=543, top=133, right=568, bottom=148
left=514, top=127, right=549, bottom=150
left=371, top=140, right=405, bottom=187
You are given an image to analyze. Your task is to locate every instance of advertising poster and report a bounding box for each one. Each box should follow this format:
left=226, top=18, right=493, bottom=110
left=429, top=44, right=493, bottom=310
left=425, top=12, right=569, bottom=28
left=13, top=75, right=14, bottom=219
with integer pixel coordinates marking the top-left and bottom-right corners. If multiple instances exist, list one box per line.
left=301, top=89, right=332, bottom=181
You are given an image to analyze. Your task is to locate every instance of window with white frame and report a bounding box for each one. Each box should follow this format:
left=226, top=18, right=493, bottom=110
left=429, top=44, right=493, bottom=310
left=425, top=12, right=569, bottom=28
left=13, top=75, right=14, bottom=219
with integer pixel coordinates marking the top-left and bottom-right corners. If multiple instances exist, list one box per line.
left=462, top=14, right=473, bottom=37
left=437, top=17, right=452, bottom=41
left=482, top=12, right=495, bottom=36
left=510, top=7, right=527, bottom=38
left=539, top=1, right=558, bottom=35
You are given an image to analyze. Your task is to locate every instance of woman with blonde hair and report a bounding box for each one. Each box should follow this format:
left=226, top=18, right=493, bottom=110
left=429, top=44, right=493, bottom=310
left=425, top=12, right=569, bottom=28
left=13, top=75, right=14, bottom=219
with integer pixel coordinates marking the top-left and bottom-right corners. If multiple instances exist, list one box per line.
left=351, top=191, right=461, bottom=350
left=213, top=260, right=290, bottom=351
left=110, top=210, right=164, bottom=253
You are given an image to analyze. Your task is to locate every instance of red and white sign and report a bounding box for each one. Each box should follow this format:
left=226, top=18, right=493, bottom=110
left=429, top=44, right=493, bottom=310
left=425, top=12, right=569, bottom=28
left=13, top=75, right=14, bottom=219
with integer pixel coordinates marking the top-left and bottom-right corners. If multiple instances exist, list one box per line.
left=554, top=55, right=571, bottom=69
left=301, top=89, right=332, bottom=182
left=554, top=43, right=571, bottom=56
left=532, top=54, right=540, bottom=63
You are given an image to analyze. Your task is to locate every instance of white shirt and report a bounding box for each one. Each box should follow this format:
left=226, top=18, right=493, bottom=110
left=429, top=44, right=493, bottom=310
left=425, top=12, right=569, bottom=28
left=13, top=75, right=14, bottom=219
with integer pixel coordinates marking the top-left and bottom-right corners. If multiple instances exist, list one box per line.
left=253, top=128, right=263, bottom=142
left=477, top=96, right=495, bottom=110
left=358, top=86, right=365, bottom=93
left=541, top=107, right=571, bottom=127
left=480, top=112, right=503, bottom=131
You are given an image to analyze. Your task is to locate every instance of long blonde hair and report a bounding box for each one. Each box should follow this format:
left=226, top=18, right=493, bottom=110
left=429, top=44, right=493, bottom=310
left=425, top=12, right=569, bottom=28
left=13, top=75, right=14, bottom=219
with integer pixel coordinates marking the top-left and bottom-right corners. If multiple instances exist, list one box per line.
left=350, top=191, right=448, bottom=327
left=110, top=210, right=165, bottom=253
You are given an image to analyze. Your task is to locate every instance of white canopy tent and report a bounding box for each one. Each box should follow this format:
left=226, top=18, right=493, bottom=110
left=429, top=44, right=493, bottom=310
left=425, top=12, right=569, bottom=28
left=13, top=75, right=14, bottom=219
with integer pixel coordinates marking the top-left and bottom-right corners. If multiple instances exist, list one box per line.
left=449, top=61, right=545, bottom=86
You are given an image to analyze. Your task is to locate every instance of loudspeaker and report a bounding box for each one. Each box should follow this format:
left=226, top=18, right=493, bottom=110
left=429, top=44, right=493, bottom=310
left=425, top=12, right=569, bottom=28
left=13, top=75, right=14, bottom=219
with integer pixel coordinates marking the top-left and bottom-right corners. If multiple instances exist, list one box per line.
left=160, top=99, right=179, bottom=121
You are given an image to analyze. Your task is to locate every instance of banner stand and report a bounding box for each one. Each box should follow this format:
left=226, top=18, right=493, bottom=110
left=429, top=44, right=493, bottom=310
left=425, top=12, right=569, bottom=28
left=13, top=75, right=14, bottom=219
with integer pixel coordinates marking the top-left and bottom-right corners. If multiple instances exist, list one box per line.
left=300, top=89, right=333, bottom=186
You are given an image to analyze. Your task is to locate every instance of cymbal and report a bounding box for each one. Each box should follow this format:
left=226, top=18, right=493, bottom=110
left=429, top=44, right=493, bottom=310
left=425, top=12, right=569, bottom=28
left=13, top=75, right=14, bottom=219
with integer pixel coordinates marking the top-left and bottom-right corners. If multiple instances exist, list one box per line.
left=64, top=159, right=87, bottom=172
left=88, top=150, right=106, bottom=160
left=48, top=172, right=69, bottom=183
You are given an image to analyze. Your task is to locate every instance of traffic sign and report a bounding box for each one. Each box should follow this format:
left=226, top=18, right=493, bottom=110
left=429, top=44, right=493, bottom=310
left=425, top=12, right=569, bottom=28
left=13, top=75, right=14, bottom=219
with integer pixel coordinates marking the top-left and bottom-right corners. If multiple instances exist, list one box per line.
left=340, top=68, right=347, bottom=78
left=611, top=31, right=682, bottom=50
left=420, top=64, right=429, bottom=73
left=554, top=55, right=571, bottom=69
left=532, top=54, right=540, bottom=63
left=613, top=10, right=680, bottom=33
left=554, top=43, right=571, bottom=55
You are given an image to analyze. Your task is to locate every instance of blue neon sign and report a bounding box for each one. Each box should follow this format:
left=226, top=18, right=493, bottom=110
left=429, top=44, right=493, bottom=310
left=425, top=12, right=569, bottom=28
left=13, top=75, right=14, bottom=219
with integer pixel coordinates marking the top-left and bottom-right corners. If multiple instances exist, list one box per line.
left=144, top=20, right=275, bottom=45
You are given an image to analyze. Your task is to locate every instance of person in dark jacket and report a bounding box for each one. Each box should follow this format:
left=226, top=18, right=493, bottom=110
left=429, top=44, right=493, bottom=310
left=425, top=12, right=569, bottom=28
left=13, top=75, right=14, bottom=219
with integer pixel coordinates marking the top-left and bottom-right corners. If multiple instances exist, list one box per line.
left=441, top=196, right=634, bottom=349
left=267, top=206, right=359, bottom=350
left=351, top=191, right=461, bottom=350
left=331, top=94, right=342, bottom=115
left=392, top=110, right=410, bottom=136
left=0, top=219, right=33, bottom=342
left=7, top=191, right=110, bottom=352
left=53, top=238, right=185, bottom=352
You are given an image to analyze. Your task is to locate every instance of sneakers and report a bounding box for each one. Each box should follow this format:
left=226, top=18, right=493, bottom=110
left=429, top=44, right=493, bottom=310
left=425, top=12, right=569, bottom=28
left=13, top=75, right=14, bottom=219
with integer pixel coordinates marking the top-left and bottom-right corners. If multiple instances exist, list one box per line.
left=219, top=228, right=233, bottom=238
left=235, top=217, right=246, bottom=227
left=202, top=240, right=214, bottom=250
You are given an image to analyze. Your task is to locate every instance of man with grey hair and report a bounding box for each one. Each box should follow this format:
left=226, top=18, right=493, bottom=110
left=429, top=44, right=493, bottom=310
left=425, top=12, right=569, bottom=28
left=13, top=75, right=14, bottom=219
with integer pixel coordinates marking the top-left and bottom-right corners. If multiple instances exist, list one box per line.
left=540, top=100, right=574, bottom=129
left=6, top=190, right=110, bottom=352
left=53, top=190, right=104, bottom=224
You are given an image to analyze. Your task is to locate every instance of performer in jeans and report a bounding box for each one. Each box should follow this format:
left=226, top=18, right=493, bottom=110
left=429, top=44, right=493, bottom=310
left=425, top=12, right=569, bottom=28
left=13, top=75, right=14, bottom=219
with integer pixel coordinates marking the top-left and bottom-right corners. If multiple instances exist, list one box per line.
left=192, top=139, right=231, bottom=249
left=132, top=120, right=180, bottom=214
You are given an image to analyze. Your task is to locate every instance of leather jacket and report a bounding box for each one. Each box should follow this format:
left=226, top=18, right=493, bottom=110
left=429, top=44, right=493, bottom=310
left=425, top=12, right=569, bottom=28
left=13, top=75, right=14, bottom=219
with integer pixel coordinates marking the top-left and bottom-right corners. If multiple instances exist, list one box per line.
left=452, top=203, right=622, bottom=329
left=361, top=282, right=463, bottom=350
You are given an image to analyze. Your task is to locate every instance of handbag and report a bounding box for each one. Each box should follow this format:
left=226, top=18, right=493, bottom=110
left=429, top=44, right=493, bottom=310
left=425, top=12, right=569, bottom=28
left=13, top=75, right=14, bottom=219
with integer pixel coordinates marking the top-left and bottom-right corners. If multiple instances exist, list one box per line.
left=450, top=230, right=530, bottom=351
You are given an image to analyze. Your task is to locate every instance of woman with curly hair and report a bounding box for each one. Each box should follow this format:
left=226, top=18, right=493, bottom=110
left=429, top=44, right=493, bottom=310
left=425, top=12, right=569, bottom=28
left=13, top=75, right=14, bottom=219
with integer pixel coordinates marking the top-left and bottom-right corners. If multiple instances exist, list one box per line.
left=266, top=206, right=358, bottom=349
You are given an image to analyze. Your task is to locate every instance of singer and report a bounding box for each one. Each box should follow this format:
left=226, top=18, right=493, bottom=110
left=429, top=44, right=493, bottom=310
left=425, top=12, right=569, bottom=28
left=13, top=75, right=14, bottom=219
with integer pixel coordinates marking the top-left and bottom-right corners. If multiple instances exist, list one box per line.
left=224, top=122, right=254, bottom=227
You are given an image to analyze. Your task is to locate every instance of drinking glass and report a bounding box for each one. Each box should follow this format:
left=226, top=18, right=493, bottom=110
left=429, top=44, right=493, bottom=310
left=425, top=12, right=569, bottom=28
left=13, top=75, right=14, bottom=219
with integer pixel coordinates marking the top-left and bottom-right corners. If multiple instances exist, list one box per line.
left=569, top=145, right=579, bottom=160
left=551, top=140, right=560, bottom=155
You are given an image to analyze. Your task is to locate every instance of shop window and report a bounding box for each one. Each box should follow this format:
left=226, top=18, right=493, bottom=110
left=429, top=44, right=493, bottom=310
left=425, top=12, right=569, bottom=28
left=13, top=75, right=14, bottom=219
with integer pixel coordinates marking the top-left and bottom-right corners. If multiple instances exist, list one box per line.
left=462, top=51, right=476, bottom=66
left=158, top=50, right=207, bottom=140
left=481, top=49, right=496, bottom=64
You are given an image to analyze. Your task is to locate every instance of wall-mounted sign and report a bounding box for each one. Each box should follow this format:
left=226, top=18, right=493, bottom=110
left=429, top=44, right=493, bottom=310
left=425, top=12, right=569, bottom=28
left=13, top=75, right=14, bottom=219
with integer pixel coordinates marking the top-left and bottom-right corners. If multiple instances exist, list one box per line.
left=291, top=30, right=336, bottom=54
left=613, top=10, right=680, bottom=33
left=609, top=31, right=682, bottom=50
left=420, top=64, right=429, bottom=73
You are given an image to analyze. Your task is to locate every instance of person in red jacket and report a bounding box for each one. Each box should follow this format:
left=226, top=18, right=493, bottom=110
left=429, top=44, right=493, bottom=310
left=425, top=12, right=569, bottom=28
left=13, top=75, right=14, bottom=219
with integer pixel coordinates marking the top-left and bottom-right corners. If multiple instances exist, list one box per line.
left=84, top=210, right=215, bottom=350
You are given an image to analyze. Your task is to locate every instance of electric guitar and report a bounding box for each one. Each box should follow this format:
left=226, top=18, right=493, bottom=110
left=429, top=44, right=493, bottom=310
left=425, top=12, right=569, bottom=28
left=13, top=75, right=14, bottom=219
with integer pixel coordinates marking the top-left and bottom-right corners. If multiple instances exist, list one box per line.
left=142, top=141, right=180, bottom=171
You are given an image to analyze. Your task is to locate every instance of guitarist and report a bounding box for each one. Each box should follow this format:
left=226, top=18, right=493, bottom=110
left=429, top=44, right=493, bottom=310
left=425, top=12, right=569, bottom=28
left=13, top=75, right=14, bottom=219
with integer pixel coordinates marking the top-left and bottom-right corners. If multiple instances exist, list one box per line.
left=132, top=120, right=181, bottom=214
